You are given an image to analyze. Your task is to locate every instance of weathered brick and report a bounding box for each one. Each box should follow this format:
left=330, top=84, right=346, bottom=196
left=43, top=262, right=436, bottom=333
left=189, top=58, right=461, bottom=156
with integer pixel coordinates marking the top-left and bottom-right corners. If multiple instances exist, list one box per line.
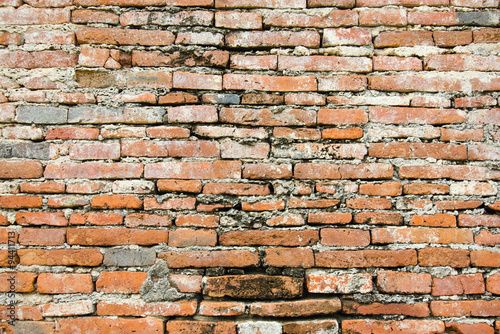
left=343, top=320, right=445, bottom=334
left=145, top=161, right=241, bottom=179
left=205, top=275, right=302, bottom=299
left=0, top=161, right=42, bottom=179
left=318, top=75, right=367, bottom=91
left=160, top=250, right=259, bottom=268
left=0, top=7, right=69, bottom=24
left=172, top=72, right=222, bottom=90
left=432, top=273, right=485, bottom=296
left=56, top=318, right=164, bottom=334
left=38, top=273, right=93, bottom=294
left=323, top=28, right=372, bottom=46
left=377, top=271, right=432, bottom=294
left=343, top=301, right=430, bottom=317
left=265, top=10, right=358, bottom=28
left=419, top=247, right=470, bottom=267
left=42, top=301, right=94, bottom=317
left=226, top=31, right=320, bottom=48
left=18, top=249, right=102, bottom=266
left=45, top=162, right=143, bottom=179
left=221, top=107, right=316, bottom=126
left=316, top=249, right=417, bottom=268
left=167, top=321, right=236, bottom=334
left=431, top=300, right=500, bottom=317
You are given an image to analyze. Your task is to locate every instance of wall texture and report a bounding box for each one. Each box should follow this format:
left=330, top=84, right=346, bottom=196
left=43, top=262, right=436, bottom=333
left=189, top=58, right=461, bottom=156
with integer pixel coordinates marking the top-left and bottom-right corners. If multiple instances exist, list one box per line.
left=0, top=0, right=500, bottom=332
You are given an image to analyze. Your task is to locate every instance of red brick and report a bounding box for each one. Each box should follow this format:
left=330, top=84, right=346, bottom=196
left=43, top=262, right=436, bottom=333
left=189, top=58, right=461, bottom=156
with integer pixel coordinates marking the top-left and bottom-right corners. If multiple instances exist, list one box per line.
left=318, top=75, right=367, bottom=91
left=76, top=27, right=174, bottom=46
left=123, top=214, right=170, bottom=228
left=435, top=200, right=482, bottom=210
left=0, top=32, right=21, bottom=45
left=370, top=107, right=465, bottom=124
left=425, top=54, right=500, bottom=72
left=0, top=272, right=36, bottom=293
left=45, top=162, right=142, bottom=179
left=203, top=183, right=270, bottom=195
left=16, top=212, right=67, bottom=226
left=223, top=74, right=317, bottom=92
left=308, top=212, right=352, bottom=225
left=343, top=301, right=430, bottom=317
left=98, top=300, right=196, bottom=317
left=168, top=228, right=217, bottom=247
left=0, top=160, right=43, bottom=179
left=295, top=163, right=340, bottom=179
left=91, top=195, right=143, bottom=209
left=267, top=214, right=305, bottom=227
left=370, top=142, right=466, bottom=160
left=474, top=28, right=500, bottom=43
left=243, top=163, right=292, bottom=179
left=431, top=300, right=500, bottom=317
left=18, top=249, right=102, bottom=266
left=71, top=9, right=119, bottom=24
left=145, top=161, right=241, bottom=179
left=56, top=318, right=164, bottom=334
left=377, top=271, right=431, bottom=294
left=306, top=272, right=372, bottom=294
left=432, top=273, right=485, bottom=296
left=146, top=127, right=190, bottom=139
left=46, top=127, right=99, bottom=140
left=241, top=93, right=284, bottom=105
left=444, top=323, right=494, bottom=334
left=486, top=272, right=500, bottom=294
left=69, top=143, right=120, bottom=160
left=475, top=230, right=500, bottom=246
left=284, top=93, right=325, bottom=106
left=215, top=0, right=306, bottom=7
left=441, top=128, right=483, bottom=142
left=230, top=55, right=277, bottom=70
left=408, top=11, right=457, bottom=25
left=172, top=72, right=222, bottom=90
left=265, top=10, right=357, bottom=28
left=309, top=0, right=354, bottom=6
left=323, top=27, right=372, bottom=46
left=410, top=214, right=456, bottom=227
left=359, top=182, right=402, bottom=196
left=220, top=230, right=318, bottom=246
left=279, top=55, right=370, bottom=72
left=264, top=248, right=314, bottom=268
left=403, top=183, right=449, bottom=195
left=273, top=127, right=321, bottom=140
left=122, top=140, right=219, bottom=158
left=347, top=198, right=392, bottom=210
left=369, top=74, right=467, bottom=92
left=434, top=31, right=472, bottom=47
left=418, top=247, right=470, bottom=267
left=221, top=141, right=269, bottom=159
left=19, top=228, right=65, bottom=246
left=67, top=228, right=168, bottom=246
left=167, top=321, right=235, bottom=334
left=318, top=108, right=367, bottom=125
left=289, top=198, right=340, bottom=209
left=221, top=107, right=316, bottom=126
left=199, top=301, right=245, bottom=317
left=70, top=212, right=123, bottom=226
left=157, top=180, right=202, bottom=193
left=96, top=271, right=147, bottom=293
left=226, top=31, right=320, bottom=48
left=158, top=92, right=198, bottom=105
left=215, top=11, right=262, bottom=29
left=316, top=249, right=417, bottom=268
left=342, top=320, right=445, bottom=334
left=360, top=8, right=407, bottom=26
left=250, top=299, right=341, bottom=317
left=322, top=127, right=363, bottom=139
left=160, top=250, right=259, bottom=268
left=38, top=273, right=93, bottom=294
left=471, top=250, right=500, bottom=267
left=0, top=51, right=76, bottom=68
left=143, top=197, right=196, bottom=210
left=0, top=7, right=69, bottom=24
left=321, top=228, right=370, bottom=246
left=66, top=181, right=108, bottom=194
left=169, top=274, right=202, bottom=293
left=375, top=31, right=434, bottom=48
left=373, top=56, right=422, bottom=71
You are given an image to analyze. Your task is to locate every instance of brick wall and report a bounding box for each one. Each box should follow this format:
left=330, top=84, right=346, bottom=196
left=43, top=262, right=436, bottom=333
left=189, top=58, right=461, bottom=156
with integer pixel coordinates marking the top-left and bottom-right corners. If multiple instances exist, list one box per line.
left=0, top=0, right=500, bottom=332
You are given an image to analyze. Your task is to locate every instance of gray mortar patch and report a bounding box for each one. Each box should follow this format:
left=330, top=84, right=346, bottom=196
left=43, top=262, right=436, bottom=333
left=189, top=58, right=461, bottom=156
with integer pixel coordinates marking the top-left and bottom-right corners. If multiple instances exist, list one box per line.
left=140, top=259, right=192, bottom=302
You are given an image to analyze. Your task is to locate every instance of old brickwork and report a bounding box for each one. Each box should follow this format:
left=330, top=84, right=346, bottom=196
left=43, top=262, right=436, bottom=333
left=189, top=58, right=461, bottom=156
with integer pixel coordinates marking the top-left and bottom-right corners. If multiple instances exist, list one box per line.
left=0, top=0, right=499, bottom=332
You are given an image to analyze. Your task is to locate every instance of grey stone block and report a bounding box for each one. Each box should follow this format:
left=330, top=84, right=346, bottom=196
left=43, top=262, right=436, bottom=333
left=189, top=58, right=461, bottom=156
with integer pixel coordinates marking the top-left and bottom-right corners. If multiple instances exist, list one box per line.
left=0, top=142, right=50, bottom=159
left=103, top=248, right=156, bottom=267
left=16, top=106, right=67, bottom=124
